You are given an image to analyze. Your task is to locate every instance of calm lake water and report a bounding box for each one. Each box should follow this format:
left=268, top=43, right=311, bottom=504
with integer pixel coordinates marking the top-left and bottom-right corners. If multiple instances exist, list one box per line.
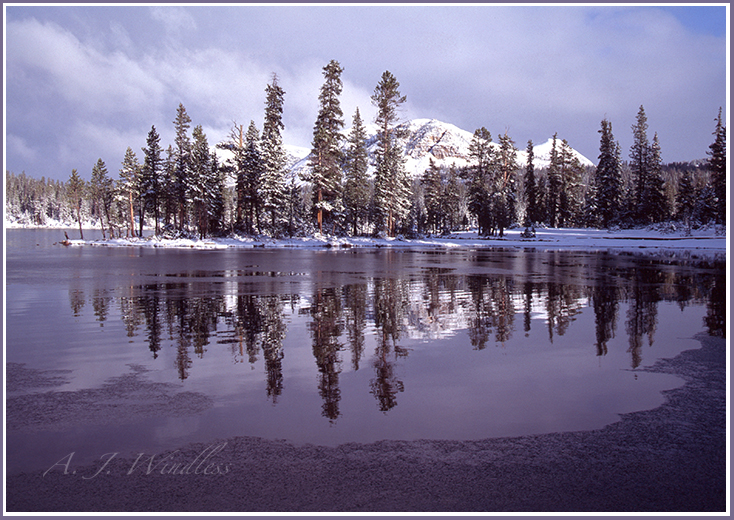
left=5, top=229, right=726, bottom=473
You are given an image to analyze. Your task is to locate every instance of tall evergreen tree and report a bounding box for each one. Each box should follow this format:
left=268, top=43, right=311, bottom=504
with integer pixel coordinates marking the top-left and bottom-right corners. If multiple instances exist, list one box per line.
left=675, top=168, right=695, bottom=228
left=90, top=158, right=114, bottom=239
left=243, top=121, right=264, bottom=234
left=422, top=158, right=444, bottom=234
left=643, top=132, right=668, bottom=223
left=217, top=122, right=247, bottom=232
left=546, top=133, right=562, bottom=227
left=161, top=145, right=176, bottom=228
left=308, top=60, right=345, bottom=234
left=444, top=164, right=463, bottom=232
left=172, top=103, right=192, bottom=231
left=371, top=70, right=411, bottom=237
left=467, top=127, right=494, bottom=235
left=493, top=132, right=518, bottom=237
left=119, top=147, right=141, bottom=237
left=260, top=74, right=288, bottom=236
left=707, top=107, right=726, bottom=225
left=558, top=138, right=584, bottom=227
left=141, top=125, right=163, bottom=236
left=629, top=105, right=667, bottom=223
left=189, top=125, right=212, bottom=238
left=206, top=151, right=226, bottom=236
left=67, top=168, right=86, bottom=240
left=343, top=107, right=370, bottom=236
left=523, top=139, right=541, bottom=226
left=595, top=118, right=623, bottom=227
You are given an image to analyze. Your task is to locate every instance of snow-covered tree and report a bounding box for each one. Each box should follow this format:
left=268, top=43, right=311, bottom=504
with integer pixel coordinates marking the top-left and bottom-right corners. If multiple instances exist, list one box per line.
left=243, top=121, right=264, bottom=234
left=343, top=107, right=370, bottom=236
left=217, top=122, right=247, bottom=232
left=675, top=168, right=695, bottom=228
left=493, top=132, right=519, bottom=237
left=558, top=138, right=585, bottom=227
left=172, top=103, right=192, bottom=231
left=308, top=60, right=345, bottom=234
left=206, top=151, right=226, bottom=236
left=118, top=147, right=141, bottom=237
left=260, top=74, right=288, bottom=236
left=422, top=158, right=443, bottom=234
left=546, top=133, right=562, bottom=227
left=90, top=158, right=114, bottom=238
left=371, top=70, right=411, bottom=237
left=467, top=127, right=494, bottom=235
left=595, top=118, right=623, bottom=227
left=67, top=168, right=86, bottom=239
left=643, top=133, right=669, bottom=223
left=444, top=164, right=464, bottom=232
left=523, top=140, right=542, bottom=226
left=189, top=124, right=212, bottom=238
left=141, top=125, right=164, bottom=236
left=707, top=107, right=726, bottom=225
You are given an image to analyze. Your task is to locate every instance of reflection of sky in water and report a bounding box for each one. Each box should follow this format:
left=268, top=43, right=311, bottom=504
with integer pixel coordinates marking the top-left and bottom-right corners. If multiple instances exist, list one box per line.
left=5, top=230, right=724, bottom=472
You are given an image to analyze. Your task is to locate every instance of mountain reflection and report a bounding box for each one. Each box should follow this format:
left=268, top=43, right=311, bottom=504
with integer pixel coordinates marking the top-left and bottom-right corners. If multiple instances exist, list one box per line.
left=75, top=253, right=725, bottom=419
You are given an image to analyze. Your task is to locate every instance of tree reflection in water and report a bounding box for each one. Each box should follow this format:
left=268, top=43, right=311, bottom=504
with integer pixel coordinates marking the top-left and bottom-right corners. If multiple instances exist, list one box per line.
left=75, top=253, right=725, bottom=420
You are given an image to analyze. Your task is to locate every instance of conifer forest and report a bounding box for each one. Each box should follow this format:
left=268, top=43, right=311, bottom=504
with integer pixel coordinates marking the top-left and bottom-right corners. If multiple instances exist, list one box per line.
left=5, top=61, right=727, bottom=239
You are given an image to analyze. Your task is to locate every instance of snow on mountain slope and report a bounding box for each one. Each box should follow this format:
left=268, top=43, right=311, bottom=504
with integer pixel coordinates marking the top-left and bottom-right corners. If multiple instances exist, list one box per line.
left=532, top=137, right=595, bottom=168
left=285, top=118, right=595, bottom=181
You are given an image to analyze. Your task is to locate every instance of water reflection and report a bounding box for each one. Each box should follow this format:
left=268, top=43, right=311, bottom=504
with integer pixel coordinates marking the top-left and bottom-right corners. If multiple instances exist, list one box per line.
left=72, top=253, right=725, bottom=419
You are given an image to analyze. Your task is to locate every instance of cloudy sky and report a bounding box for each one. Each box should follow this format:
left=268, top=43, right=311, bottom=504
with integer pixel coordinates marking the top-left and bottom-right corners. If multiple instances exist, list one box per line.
left=4, top=4, right=728, bottom=181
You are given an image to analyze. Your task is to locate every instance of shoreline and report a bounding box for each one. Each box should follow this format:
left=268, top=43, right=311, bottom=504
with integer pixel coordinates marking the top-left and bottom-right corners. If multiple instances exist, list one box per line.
left=5, top=332, right=726, bottom=513
left=10, top=225, right=726, bottom=260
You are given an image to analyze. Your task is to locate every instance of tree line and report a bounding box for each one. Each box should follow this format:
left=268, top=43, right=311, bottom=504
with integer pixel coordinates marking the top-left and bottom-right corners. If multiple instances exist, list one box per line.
left=5, top=60, right=727, bottom=238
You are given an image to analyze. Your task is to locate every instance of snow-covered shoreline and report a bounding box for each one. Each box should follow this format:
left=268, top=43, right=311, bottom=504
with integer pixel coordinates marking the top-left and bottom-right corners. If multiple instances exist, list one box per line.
left=24, top=224, right=726, bottom=259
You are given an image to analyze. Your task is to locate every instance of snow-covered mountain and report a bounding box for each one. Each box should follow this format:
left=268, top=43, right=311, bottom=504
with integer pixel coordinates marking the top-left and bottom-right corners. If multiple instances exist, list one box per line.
left=288, top=119, right=594, bottom=181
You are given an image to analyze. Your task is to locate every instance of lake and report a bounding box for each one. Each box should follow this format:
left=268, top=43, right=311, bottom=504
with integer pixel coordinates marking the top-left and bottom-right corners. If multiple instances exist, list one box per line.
left=5, top=228, right=725, bottom=474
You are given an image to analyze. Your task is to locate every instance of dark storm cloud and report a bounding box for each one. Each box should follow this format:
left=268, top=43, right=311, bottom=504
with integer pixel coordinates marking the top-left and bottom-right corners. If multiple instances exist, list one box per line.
left=4, top=4, right=727, bottom=180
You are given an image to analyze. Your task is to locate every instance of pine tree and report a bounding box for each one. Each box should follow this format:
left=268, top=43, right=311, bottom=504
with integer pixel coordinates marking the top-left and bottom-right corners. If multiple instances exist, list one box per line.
left=443, top=164, right=463, bottom=232
left=172, top=103, right=192, bottom=231
left=523, top=139, right=541, bottom=227
left=308, top=60, right=345, bottom=234
left=260, top=74, right=288, bottom=236
left=467, top=127, right=494, bottom=235
left=629, top=105, right=668, bottom=223
left=343, top=108, right=370, bottom=236
left=371, top=70, right=411, bottom=237
left=422, top=158, right=443, bottom=234
left=161, top=145, right=176, bottom=229
left=206, top=151, right=226, bottom=236
left=643, top=133, right=668, bottom=223
left=493, top=132, right=518, bottom=237
left=595, top=119, right=623, bottom=227
left=547, top=133, right=562, bottom=227
left=119, top=147, right=141, bottom=237
left=707, top=107, right=726, bottom=225
left=675, top=168, right=695, bottom=229
left=67, top=168, right=86, bottom=240
left=189, top=125, right=211, bottom=238
left=141, top=125, right=164, bottom=236
left=559, top=138, right=584, bottom=227
left=217, top=122, right=247, bottom=232
left=243, top=121, right=264, bottom=234
left=90, top=158, right=114, bottom=239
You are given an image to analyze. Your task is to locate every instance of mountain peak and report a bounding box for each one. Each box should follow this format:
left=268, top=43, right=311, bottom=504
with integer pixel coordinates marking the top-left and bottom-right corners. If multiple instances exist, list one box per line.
left=287, top=118, right=595, bottom=181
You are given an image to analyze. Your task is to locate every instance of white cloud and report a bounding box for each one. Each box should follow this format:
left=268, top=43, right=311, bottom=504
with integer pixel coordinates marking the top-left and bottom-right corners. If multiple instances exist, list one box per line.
left=149, top=6, right=196, bottom=35
left=4, top=5, right=726, bottom=180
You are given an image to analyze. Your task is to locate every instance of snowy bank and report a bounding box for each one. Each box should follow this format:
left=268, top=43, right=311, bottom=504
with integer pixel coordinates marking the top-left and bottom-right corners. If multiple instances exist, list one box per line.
left=59, top=226, right=727, bottom=260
